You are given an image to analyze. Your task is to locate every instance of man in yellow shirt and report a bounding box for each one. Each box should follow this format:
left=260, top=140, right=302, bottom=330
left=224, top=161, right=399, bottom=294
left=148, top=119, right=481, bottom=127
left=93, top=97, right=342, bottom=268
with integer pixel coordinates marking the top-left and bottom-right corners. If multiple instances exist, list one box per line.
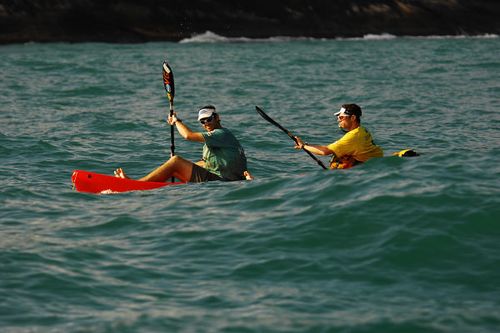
left=294, top=104, right=383, bottom=169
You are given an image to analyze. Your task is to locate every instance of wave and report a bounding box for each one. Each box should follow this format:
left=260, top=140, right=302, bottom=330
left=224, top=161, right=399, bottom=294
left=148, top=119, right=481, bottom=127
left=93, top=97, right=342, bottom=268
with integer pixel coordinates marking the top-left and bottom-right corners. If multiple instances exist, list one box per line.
left=180, top=31, right=498, bottom=43
left=341, top=33, right=498, bottom=41
left=413, top=33, right=499, bottom=39
left=342, top=33, right=397, bottom=41
left=179, top=31, right=324, bottom=43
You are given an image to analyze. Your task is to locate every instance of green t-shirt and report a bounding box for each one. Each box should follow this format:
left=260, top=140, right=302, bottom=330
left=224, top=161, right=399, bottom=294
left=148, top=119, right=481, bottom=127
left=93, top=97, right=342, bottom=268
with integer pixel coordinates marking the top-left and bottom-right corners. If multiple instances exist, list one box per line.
left=201, top=128, right=247, bottom=181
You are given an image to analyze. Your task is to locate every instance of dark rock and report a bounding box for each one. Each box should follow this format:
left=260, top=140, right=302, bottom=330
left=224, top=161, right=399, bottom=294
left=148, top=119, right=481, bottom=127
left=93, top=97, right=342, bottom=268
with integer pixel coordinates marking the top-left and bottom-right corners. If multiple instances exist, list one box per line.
left=1, top=0, right=499, bottom=44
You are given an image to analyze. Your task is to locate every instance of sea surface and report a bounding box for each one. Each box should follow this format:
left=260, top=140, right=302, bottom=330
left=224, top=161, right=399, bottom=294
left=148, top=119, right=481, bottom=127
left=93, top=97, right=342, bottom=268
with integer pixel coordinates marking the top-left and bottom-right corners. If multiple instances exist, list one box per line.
left=1, top=32, right=500, bottom=332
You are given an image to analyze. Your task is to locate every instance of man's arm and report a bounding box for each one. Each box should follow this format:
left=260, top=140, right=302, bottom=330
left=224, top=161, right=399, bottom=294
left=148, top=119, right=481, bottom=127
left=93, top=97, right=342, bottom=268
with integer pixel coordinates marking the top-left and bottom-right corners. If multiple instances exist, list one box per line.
left=169, top=113, right=205, bottom=142
left=294, top=136, right=333, bottom=156
left=303, top=144, right=333, bottom=156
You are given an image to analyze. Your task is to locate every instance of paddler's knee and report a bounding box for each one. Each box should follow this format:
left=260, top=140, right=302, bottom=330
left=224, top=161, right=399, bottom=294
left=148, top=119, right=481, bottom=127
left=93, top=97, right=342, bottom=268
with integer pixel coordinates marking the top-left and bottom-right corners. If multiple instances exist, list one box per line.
left=169, top=155, right=188, bottom=164
left=164, top=155, right=185, bottom=167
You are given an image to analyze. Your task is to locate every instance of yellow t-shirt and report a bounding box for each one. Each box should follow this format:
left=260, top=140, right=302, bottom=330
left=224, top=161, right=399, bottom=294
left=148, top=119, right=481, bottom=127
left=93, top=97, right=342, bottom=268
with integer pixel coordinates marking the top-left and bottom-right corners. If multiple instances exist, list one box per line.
left=327, top=126, right=383, bottom=169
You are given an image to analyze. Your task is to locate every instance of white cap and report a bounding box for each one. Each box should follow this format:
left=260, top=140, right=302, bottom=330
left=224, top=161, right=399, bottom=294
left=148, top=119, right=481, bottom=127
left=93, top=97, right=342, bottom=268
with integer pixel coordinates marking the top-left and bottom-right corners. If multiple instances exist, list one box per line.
left=334, top=105, right=362, bottom=117
left=197, top=106, right=216, bottom=120
left=334, top=107, right=348, bottom=117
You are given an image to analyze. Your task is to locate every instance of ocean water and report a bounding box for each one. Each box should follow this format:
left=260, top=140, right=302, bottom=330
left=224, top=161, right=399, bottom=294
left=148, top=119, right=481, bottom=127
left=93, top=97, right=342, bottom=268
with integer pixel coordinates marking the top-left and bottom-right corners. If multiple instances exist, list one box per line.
left=1, top=33, right=500, bottom=332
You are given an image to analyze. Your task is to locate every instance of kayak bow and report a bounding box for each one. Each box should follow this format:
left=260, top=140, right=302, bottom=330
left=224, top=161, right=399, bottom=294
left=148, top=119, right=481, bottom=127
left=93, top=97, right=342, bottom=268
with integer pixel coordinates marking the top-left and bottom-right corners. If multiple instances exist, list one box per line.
left=71, top=170, right=184, bottom=194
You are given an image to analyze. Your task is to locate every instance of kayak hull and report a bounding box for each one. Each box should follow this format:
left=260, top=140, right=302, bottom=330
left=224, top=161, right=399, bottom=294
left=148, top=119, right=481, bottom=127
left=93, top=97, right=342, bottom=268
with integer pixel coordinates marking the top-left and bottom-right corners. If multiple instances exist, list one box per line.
left=71, top=170, right=184, bottom=194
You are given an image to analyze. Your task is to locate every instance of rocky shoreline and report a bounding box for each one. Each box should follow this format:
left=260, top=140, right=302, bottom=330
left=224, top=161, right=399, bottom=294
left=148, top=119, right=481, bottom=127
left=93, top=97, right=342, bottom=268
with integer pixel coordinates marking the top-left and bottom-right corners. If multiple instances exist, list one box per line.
left=1, top=0, right=499, bottom=44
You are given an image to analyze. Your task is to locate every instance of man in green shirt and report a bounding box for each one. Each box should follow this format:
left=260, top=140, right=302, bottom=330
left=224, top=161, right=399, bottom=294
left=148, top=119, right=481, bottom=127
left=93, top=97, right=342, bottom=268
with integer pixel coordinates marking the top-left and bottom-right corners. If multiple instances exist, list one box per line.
left=114, top=105, right=251, bottom=182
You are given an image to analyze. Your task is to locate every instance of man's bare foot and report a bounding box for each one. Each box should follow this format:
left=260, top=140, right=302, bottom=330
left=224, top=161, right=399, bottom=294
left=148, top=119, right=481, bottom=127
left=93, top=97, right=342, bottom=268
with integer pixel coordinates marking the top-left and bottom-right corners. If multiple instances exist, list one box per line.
left=114, top=168, right=129, bottom=179
left=243, top=170, right=254, bottom=181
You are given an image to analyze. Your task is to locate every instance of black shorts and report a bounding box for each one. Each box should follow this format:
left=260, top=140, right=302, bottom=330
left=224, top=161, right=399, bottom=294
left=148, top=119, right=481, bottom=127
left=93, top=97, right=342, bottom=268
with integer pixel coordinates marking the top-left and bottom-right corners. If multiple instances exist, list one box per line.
left=190, top=164, right=222, bottom=183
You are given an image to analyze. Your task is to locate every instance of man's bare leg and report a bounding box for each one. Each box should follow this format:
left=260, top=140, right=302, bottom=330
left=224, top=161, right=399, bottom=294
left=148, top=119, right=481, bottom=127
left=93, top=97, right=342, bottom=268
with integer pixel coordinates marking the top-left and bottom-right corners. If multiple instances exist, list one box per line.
left=114, top=156, right=194, bottom=183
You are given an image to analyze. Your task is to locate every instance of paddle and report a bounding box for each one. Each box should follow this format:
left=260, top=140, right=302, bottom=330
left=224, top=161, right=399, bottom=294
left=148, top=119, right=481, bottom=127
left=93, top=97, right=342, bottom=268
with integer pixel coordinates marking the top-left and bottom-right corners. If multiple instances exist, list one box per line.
left=162, top=61, right=175, bottom=154
left=162, top=61, right=175, bottom=181
left=255, top=106, right=327, bottom=170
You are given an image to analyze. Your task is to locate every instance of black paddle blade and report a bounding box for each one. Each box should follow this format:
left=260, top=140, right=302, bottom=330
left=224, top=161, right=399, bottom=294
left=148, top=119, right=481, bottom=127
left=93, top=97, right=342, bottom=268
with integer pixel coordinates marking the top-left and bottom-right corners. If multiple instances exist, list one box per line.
left=255, top=106, right=297, bottom=142
left=162, top=61, right=175, bottom=102
left=255, top=106, right=277, bottom=126
left=255, top=106, right=328, bottom=170
left=255, top=106, right=294, bottom=141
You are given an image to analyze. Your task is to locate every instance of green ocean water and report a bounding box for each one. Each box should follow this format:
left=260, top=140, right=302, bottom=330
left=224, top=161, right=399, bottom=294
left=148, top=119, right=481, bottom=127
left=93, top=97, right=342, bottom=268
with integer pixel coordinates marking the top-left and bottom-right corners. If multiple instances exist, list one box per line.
left=1, top=34, right=500, bottom=332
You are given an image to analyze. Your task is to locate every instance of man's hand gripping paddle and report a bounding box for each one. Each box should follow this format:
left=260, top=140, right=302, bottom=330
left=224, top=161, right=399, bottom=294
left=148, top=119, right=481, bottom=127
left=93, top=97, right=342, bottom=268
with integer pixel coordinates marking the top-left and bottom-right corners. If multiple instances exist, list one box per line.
left=255, top=106, right=327, bottom=170
left=163, top=61, right=175, bottom=181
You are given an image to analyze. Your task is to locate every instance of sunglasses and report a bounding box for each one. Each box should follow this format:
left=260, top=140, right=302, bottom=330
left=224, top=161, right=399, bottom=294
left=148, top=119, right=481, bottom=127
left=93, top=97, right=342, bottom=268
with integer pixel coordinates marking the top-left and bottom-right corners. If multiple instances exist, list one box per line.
left=199, top=114, right=215, bottom=124
left=337, top=115, right=351, bottom=120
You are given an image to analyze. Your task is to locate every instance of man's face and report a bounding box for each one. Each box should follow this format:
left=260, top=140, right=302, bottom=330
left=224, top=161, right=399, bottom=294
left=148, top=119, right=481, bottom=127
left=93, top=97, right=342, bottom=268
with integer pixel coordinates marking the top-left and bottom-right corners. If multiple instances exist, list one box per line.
left=337, top=114, right=354, bottom=131
left=200, top=114, right=217, bottom=131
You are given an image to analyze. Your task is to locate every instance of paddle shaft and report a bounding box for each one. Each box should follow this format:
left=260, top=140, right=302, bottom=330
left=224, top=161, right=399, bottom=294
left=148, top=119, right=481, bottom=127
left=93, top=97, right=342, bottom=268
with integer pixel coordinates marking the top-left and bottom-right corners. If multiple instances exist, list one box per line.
left=169, top=102, right=175, bottom=158
left=168, top=101, right=175, bottom=182
left=255, top=106, right=327, bottom=170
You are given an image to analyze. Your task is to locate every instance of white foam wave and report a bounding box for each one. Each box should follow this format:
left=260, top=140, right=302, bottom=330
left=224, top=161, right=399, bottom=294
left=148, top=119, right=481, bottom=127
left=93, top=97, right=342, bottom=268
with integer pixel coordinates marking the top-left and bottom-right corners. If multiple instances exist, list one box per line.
left=179, top=30, right=498, bottom=43
left=335, top=33, right=397, bottom=41
left=179, top=31, right=322, bottom=43
left=179, top=31, right=230, bottom=43
left=414, top=33, right=499, bottom=40
left=362, top=33, right=397, bottom=40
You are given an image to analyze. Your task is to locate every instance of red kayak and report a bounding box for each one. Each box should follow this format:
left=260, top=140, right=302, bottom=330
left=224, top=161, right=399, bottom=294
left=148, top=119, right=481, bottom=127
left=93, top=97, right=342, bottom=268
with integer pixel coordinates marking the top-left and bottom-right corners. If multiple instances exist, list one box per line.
left=71, top=170, right=185, bottom=194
